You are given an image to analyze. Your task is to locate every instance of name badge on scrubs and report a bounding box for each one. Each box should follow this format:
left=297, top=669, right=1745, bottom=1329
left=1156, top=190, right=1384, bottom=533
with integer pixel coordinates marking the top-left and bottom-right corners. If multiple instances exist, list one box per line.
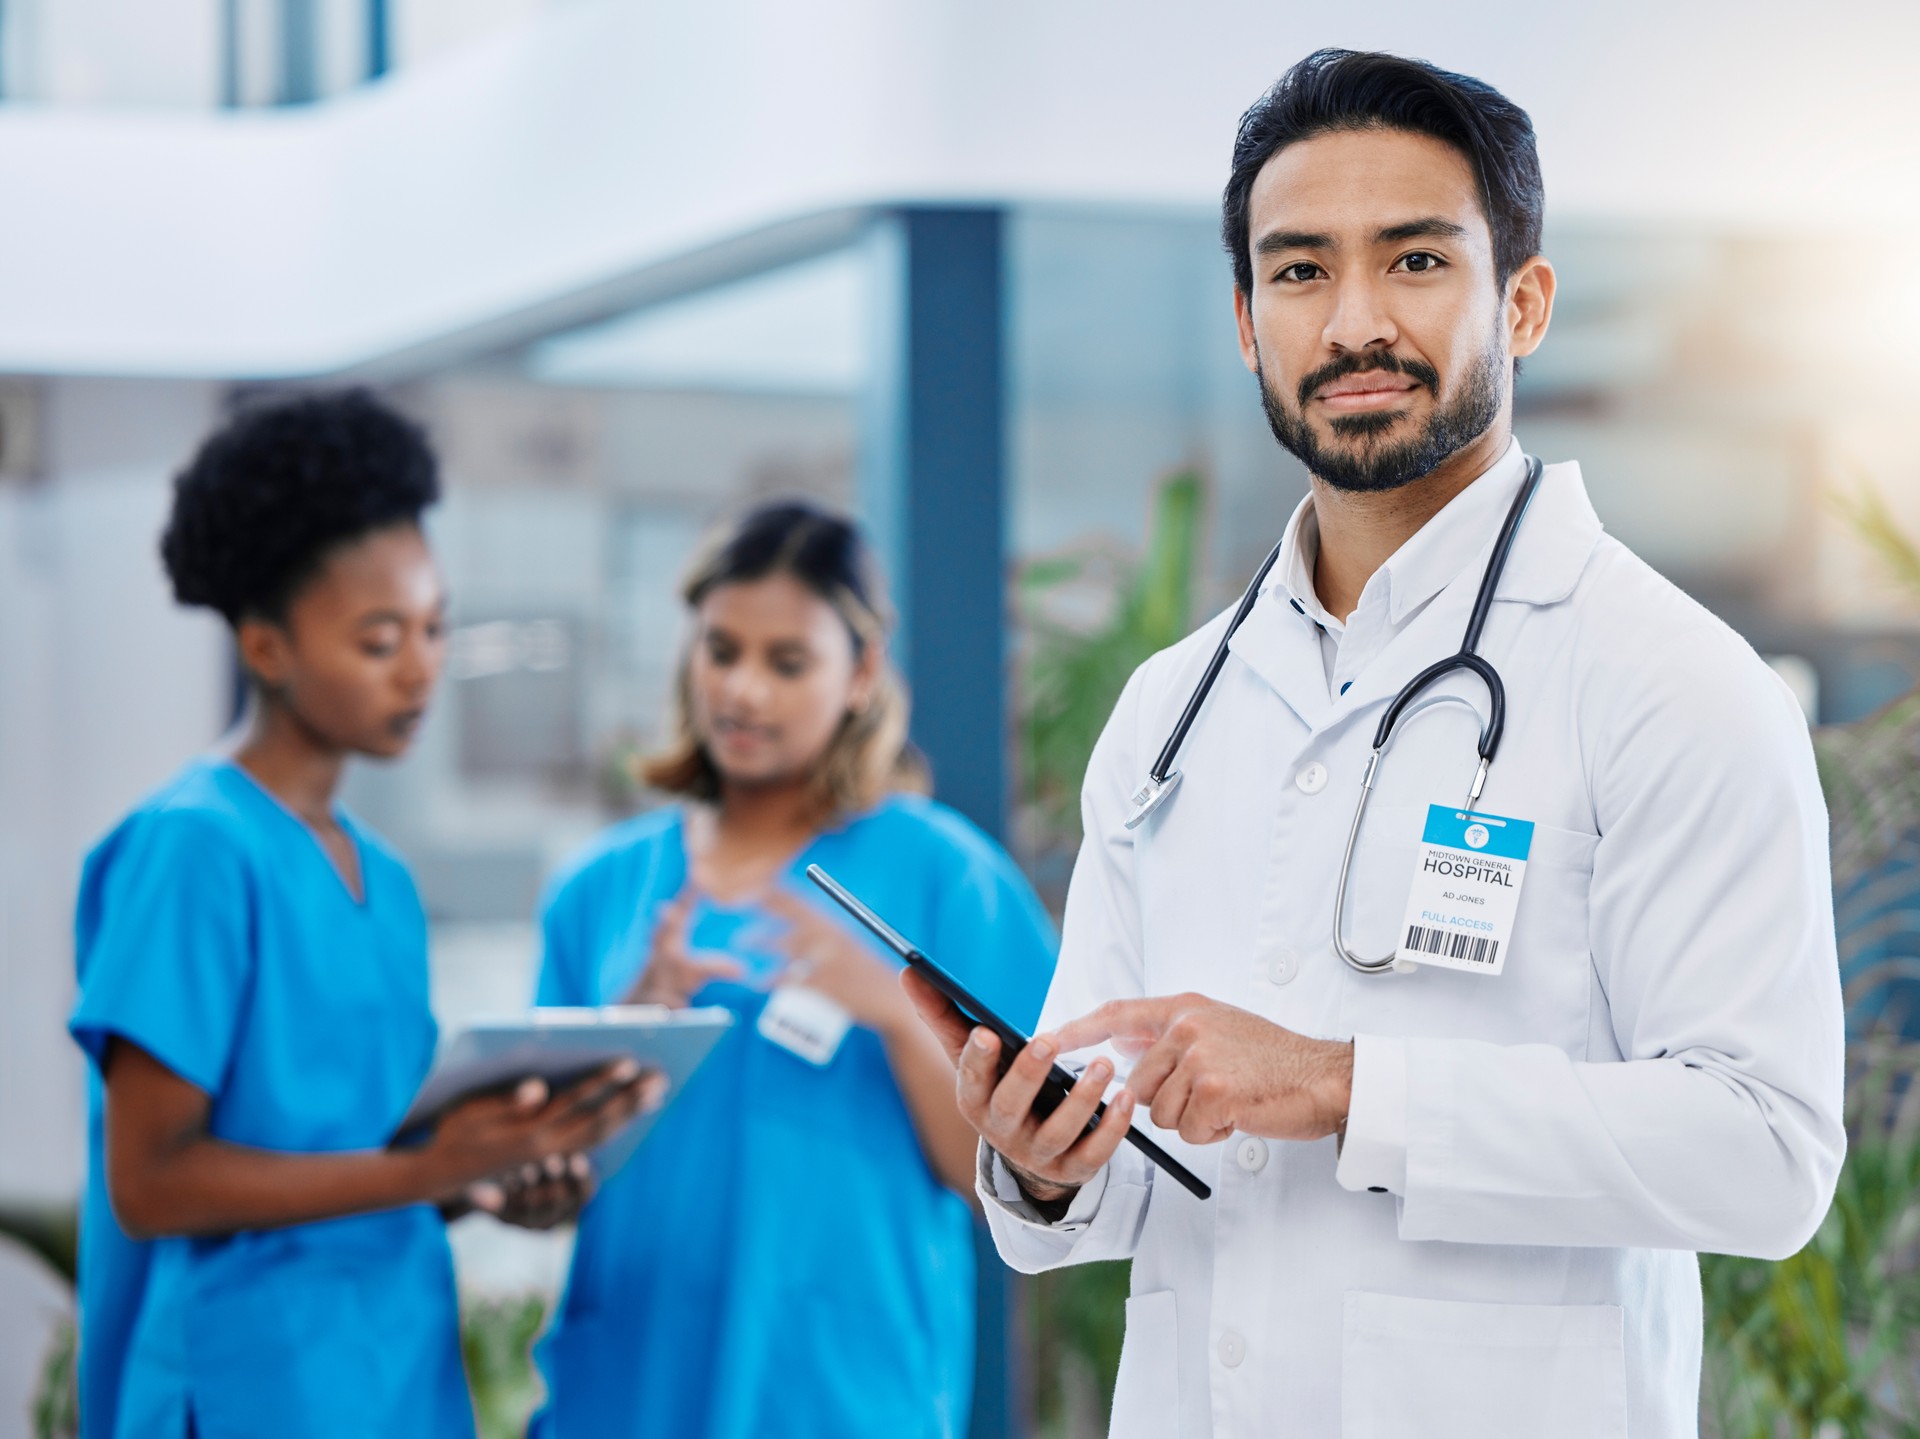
left=1396, top=805, right=1534, bottom=976
left=757, top=985, right=851, bottom=1066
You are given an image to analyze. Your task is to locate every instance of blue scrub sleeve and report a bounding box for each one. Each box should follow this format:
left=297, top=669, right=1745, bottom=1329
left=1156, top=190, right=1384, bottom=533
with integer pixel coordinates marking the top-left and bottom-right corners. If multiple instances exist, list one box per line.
left=70, top=811, right=255, bottom=1096
left=930, top=838, right=1059, bottom=1034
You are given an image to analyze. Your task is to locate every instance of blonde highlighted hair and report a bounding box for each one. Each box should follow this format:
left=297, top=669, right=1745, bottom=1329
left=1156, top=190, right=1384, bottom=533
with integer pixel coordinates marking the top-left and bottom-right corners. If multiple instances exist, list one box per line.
left=642, top=500, right=930, bottom=822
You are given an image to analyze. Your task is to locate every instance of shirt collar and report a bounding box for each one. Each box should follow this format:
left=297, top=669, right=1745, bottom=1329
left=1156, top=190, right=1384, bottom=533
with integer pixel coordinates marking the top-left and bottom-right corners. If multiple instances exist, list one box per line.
left=1233, top=448, right=1605, bottom=732
left=1270, top=438, right=1534, bottom=631
left=1277, top=503, right=1342, bottom=633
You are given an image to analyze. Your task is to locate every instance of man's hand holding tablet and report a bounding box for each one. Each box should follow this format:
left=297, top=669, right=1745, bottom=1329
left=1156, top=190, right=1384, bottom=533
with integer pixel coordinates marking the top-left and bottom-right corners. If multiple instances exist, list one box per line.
left=901, top=970, right=1136, bottom=1218
left=804, top=863, right=1209, bottom=1208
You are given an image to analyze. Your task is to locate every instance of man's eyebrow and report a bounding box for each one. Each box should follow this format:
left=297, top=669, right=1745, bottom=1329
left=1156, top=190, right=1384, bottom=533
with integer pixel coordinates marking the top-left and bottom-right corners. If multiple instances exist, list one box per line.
left=1375, top=218, right=1470, bottom=244
left=1254, top=218, right=1469, bottom=256
left=1254, top=229, right=1334, bottom=256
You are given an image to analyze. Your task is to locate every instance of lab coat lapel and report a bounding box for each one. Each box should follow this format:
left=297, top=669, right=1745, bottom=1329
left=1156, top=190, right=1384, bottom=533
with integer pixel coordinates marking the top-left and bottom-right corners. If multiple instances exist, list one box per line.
left=1227, top=588, right=1335, bottom=733
left=1221, top=461, right=1602, bottom=742
left=1328, top=462, right=1604, bottom=737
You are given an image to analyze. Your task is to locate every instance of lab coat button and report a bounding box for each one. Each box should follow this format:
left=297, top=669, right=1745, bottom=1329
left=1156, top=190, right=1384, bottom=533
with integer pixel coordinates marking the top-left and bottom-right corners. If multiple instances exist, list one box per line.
left=1236, top=1137, right=1268, bottom=1173
left=1294, top=762, right=1328, bottom=794
left=1266, top=949, right=1297, bottom=985
left=1218, top=1330, right=1246, bottom=1368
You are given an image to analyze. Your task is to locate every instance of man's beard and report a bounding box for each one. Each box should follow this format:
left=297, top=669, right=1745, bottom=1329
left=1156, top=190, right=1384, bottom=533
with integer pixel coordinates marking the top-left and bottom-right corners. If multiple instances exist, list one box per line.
left=1257, top=337, right=1504, bottom=494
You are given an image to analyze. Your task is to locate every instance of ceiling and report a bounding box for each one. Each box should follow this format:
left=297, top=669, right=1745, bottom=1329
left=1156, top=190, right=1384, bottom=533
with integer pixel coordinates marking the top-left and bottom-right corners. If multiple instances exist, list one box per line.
left=0, top=0, right=1912, bottom=377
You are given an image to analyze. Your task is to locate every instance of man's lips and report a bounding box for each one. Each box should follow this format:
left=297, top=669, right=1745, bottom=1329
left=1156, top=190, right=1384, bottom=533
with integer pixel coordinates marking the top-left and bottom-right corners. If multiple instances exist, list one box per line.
left=1314, top=373, right=1421, bottom=412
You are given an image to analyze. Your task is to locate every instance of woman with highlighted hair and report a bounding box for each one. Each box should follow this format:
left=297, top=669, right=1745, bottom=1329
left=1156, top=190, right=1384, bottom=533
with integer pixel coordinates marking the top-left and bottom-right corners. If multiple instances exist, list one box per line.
left=531, top=500, right=1057, bottom=1439
left=68, top=391, right=655, bottom=1439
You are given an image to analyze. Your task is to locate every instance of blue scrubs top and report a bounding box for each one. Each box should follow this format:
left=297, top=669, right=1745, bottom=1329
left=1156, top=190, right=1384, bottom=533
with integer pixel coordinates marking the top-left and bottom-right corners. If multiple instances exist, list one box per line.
left=529, top=796, right=1057, bottom=1439
left=68, top=758, right=474, bottom=1439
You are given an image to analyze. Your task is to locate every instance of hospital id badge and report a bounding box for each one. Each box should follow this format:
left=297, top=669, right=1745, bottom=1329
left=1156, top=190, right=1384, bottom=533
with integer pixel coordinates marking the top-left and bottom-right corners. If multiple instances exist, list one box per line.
left=1395, top=806, right=1534, bottom=976
left=757, top=984, right=851, bottom=1066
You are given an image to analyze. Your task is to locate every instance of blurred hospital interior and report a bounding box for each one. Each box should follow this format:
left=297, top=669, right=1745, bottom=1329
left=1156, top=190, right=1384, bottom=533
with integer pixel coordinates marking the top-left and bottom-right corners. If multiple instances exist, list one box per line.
left=3, top=2, right=1920, bottom=1436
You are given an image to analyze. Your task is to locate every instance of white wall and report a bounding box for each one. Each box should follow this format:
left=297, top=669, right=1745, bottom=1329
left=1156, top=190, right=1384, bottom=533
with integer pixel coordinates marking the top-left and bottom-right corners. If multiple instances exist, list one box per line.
left=0, top=0, right=561, bottom=108
left=2, top=0, right=219, bottom=106
left=0, top=0, right=1914, bottom=378
left=396, top=0, right=557, bottom=73
left=0, top=380, right=228, bottom=1203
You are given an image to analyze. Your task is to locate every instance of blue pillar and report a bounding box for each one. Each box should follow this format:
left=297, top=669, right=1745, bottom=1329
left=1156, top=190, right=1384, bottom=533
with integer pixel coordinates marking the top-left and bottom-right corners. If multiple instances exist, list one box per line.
left=278, top=0, right=318, bottom=105
left=219, top=0, right=241, bottom=107
left=367, top=0, right=391, bottom=80
left=864, top=206, right=1008, bottom=837
left=860, top=206, right=1024, bottom=1438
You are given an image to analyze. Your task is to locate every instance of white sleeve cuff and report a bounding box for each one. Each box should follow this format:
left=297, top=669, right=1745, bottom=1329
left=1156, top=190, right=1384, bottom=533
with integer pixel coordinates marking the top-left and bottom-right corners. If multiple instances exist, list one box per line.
left=977, top=1141, right=1108, bottom=1231
left=1336, top=1033, right=1409, bottom=1195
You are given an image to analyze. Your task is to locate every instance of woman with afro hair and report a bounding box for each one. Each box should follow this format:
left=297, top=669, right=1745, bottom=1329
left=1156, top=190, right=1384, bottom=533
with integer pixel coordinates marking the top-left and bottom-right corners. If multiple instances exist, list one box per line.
left=67, top=390, right=653, bottom=1439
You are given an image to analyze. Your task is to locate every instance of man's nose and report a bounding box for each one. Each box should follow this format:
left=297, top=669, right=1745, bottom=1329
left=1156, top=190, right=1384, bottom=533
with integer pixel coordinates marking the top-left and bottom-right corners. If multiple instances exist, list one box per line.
left=1320, top=273, right=1397, bottom=355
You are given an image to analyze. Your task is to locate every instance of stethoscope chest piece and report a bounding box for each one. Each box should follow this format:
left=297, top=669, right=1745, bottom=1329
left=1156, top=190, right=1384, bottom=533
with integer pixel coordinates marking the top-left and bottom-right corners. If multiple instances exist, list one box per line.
left=1124, top=770, right=1182, bottom=830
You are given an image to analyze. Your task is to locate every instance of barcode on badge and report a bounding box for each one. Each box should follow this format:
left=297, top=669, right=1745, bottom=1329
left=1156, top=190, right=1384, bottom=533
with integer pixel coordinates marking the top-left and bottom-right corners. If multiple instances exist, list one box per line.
left=1404, top=925, right=1499, bottom=968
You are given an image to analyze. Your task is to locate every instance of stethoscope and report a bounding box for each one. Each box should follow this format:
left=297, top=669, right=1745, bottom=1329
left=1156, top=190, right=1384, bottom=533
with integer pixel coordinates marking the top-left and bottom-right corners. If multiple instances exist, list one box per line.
left=1124, top=455, right=1546, bottom=976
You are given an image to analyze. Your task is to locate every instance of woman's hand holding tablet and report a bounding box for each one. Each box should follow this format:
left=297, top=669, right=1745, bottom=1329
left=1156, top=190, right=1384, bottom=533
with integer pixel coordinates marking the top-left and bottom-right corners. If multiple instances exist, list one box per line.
left=416, top=1061, right=664, bottom=1206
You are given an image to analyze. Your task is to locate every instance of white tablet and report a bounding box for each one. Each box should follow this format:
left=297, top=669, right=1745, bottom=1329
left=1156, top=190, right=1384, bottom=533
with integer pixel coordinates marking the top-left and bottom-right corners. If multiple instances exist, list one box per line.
left=394, top=1005, right=734, bottom=1177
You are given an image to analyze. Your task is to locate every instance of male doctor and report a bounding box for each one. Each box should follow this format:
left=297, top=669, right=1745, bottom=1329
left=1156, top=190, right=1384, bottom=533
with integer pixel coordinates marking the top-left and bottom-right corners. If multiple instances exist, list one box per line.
left=905, top=48, right=1846, bottom=1439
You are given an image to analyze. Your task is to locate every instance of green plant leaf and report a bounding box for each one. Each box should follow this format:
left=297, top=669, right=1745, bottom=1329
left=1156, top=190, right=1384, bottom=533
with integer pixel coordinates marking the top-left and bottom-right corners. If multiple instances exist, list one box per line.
left=1019, top=469, right=1208, bottom=843
left=0, top=1203, right=77, bottom=1288
left=462, top=1293, right=549, bottom=1439
left=1832, top=480, right=1920, bottom=603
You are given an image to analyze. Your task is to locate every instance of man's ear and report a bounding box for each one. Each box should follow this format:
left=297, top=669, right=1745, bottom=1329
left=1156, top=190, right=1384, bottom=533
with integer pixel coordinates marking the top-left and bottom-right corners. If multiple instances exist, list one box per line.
left=1233, top=286, right=1260, bottom=375
left=235, top=617, right=291, bottom=690
left=1506, top=256, right=1556, bottom=360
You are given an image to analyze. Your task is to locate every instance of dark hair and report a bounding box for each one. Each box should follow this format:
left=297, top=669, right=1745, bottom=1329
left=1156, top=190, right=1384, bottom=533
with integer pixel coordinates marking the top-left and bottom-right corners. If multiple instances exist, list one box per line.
left=643, top=499, right=929, bottom=817
left=1222, top=49, right=1544, bottom=296
left=681, top=500, right=889, bottom=625
left=160, top=388, right=440, bottom=626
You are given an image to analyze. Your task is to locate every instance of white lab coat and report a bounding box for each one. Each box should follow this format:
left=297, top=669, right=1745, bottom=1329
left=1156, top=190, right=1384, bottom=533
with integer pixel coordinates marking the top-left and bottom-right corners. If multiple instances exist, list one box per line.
left=983, top=451, right=1846, bottom=1439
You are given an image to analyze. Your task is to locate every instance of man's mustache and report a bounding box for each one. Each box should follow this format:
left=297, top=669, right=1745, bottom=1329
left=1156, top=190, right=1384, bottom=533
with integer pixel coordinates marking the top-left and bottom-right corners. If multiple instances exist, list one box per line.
left=1295, top=352, right=1441, bottom=408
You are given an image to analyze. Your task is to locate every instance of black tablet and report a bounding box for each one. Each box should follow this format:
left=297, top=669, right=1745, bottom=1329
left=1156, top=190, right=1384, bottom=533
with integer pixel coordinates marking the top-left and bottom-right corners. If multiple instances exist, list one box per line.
left=806, top=864, right=1211, bottom=1202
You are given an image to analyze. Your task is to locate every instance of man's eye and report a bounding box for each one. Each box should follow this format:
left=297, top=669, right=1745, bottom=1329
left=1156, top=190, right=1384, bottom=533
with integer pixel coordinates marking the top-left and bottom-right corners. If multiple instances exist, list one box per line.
left=361, top=641, right=398, bottom=659
left=1394, top=251, right=1445, bottom=274
left=1275, top=262, right=1322, bottom=284
left=772, top=656, right=809, bottom=679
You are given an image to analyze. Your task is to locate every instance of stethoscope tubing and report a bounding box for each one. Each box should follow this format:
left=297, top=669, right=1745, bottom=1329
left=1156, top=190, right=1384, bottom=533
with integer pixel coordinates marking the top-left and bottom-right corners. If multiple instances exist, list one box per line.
left=1332, top=455, right=1544, bottom=972
left=1368, top=456, right=1543, bottom=761
left=1126, top=454, right=1548, bottom=975
left=1145, top=541, right=1284, bottom=785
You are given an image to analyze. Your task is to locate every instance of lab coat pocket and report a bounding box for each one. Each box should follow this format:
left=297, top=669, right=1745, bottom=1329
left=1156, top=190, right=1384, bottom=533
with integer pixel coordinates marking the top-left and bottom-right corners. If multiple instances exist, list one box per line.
left=1339, top=813, right=1596, bottom=1056
left=1341, top=1292, right=1625, bottom=1439
left=1107, top=1289, right=1179, bottom=1439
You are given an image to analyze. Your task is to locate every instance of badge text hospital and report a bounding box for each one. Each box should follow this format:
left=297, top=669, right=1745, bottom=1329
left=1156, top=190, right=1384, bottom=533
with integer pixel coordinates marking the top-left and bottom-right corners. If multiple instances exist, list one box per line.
left=1395, top=805, right=1534, bottom=976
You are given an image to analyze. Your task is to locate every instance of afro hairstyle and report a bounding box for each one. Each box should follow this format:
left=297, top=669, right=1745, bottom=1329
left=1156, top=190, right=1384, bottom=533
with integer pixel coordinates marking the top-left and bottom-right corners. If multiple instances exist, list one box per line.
left=160, top=388, right=441, bottom=626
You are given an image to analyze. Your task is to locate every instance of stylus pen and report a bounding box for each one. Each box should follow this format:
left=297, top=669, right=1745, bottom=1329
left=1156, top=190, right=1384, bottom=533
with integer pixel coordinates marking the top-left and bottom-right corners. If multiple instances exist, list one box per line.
left=1045, top=1062, right=1211, bottom=1201
left=1104, top=1113, right=1210, bottom=1201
